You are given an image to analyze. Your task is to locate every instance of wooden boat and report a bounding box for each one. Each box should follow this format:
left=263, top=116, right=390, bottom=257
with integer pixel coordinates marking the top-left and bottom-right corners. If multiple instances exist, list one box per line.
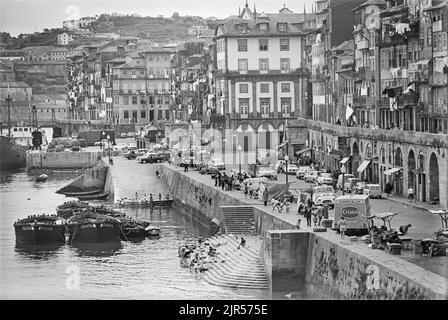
left=36, top=174, right=48, bottom=182
left=56, top=201, right=91, bottom=219
left=145, top=225, right=161, bottom=237
left=120, top=222, right=146, bottom=240
left=61, top=189, right=104, bottom=197
left=67, top=212, right=121, bottom=243
left=14, top=214, right=66, bottom=245
left=77, top=192, right=109, bottom=201
left=116, top=198, right=173, bottom=208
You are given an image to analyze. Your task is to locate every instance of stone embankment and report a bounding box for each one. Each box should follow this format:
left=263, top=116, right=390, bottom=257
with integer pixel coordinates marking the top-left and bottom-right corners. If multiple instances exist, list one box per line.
left=158, top=163, right=448, bottom=300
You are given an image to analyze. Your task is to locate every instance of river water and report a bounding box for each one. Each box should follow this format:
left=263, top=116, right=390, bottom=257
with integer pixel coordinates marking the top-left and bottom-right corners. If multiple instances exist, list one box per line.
left=0, top=169, right=273, bottom=300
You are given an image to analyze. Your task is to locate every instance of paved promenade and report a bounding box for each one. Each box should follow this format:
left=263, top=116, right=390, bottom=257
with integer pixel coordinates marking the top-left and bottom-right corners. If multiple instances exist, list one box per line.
left=158, top=163, right=448, bottom=280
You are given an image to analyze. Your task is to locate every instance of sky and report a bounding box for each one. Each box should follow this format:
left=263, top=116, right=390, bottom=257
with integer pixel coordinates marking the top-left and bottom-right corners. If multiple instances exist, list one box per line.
left=0, top=0, right=315, bottom=36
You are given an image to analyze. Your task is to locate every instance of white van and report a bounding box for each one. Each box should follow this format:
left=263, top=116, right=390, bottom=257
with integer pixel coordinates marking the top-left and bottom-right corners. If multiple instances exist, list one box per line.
left=333, top=194, right=373, bottom=236
left=296, top=166, right=311, bottom=179
left=337, top=173, right=355, bottom=190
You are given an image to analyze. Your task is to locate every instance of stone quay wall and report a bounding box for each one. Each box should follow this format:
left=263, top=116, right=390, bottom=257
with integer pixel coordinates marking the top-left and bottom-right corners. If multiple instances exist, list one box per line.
left=158, top=164, right=448, bottom=299
left=26, top=150, right=102, bottom=170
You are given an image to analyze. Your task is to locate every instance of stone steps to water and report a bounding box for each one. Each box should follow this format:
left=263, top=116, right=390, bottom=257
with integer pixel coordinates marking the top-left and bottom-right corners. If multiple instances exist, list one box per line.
left=222, top=206, right=257, bottom=235
left=192, top=234, right=269, bottom=290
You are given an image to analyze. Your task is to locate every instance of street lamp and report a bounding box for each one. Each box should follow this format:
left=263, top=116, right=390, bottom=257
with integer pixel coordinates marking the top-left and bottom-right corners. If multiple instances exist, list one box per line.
left=284, top=155, right=289, bottom=187
left=237, top=144, right=242, bottom=174
left=341, top=164, right=346, bottom=195
left=107, top=134, right=113, bottom=165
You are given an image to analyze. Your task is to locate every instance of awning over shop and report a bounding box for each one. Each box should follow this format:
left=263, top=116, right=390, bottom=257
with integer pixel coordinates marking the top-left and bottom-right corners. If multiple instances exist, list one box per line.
left=384, top=167, right=402, bottom=175
left=340, top=157, right=350, bottom=164
left=416, top=59, right=430, bottom=65
left=357, top=160, right=371, bottom=173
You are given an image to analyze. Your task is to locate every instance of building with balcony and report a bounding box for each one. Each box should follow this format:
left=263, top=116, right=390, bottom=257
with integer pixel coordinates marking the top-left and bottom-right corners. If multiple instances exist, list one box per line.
left=111, top=48, right=171, bottom=125
left=213, top=3, right=312, bottom=153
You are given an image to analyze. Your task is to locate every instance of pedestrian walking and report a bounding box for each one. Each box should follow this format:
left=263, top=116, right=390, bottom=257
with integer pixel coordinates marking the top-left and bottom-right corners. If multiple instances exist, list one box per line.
left=317, top=206, right=324, bottom=226
left=262, top=188, right=269, bottom=207
left=313, top=213, right=319, bottom=227
left=244, top=183, right=249, bottom=198
left=304, top=206, right=312, bottom=227
left=297, top=200, right=305, bottom=215
left=307, top=197, right=312, bottom=209
left=385, top=182, right=392, bottom=197
left=407, top=186, right=414, bottom=202
left=322, top=204, right=329, bottom=220
left=339, top=217, right=347, bottom=239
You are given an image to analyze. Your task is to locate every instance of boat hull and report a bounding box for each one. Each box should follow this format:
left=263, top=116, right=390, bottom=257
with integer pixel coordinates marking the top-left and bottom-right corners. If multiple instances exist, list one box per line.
left=68, top=221, right=121, bottom=243
left=14, top=224, right=66, bottom=245
left=0, top=136, right=27, bottom=171
left=120, top=226, right=146, bottom=240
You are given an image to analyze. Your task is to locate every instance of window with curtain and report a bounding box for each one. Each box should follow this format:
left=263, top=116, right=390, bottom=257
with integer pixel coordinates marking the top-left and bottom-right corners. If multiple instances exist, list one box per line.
left=238, top=39, right=247, bottom=51
left=259, top=58, right=269, bottom=70
left=260, top=98, right=270, bottom=114
left=239, top=98, right=249, bottom=115
left=280, top=58, right=290, bottom=71
left=281, top=98, right=291, bottom=114
left=280, top=38, right=289, bottom=51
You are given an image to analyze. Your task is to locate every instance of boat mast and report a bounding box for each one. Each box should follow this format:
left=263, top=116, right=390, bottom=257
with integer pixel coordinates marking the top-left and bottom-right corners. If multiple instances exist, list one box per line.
left=6, top=94, right=12, bottom=138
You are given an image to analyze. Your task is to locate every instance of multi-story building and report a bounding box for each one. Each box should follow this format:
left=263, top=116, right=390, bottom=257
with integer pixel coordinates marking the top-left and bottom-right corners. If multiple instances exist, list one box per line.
left=213, top=2, right=312, bottom=155
left=302, top=0, right=448, bottom=209
left=111, top=48, right=171, bottom=125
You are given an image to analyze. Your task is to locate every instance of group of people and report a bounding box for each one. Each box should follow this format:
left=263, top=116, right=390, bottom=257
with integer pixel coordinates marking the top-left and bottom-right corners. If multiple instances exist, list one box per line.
left=297, top=198, right=330, bottom=229
left=271, top=196, right=291, bottom=213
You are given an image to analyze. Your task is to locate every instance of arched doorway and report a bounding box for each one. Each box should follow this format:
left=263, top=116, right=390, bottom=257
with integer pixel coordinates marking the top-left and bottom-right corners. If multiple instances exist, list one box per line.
left=429, top=153, right=439, bottom=204
left=407, top=150, right=416, bottom=190
left=394, top=147, right=403, bottom=196
left=236, top=123, right=254, bottom=164
left=351, top=142, right=360, bottom=175
left=418, top=153, right=426, bottom=202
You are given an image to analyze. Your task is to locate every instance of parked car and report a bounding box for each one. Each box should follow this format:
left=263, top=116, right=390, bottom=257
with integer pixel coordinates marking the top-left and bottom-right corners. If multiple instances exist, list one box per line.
left=304, top=170, right=320, bottom=183
left=363, top=184, right=382, bottom=198
left=354, top=181, right=367, bottom=194
left=344, top=177, right=362, bottom=193
left=120, top=133, right=128, bottom=138
left=135, top=149, right=148, bottom=158
left=317, top=172, right=333, bottom=185
left=337, top=173, right=355, bottom=190
left=71, top=145, right=81, bottom=152
left=137, top=152, right=160, bottom=163
left=296, top=166, right=311, bottom=179
left=124, top=150, right=137, bottom=160
left=312, top=185, right=335, bottom=208
left=285, top=164, right=299, bottom=175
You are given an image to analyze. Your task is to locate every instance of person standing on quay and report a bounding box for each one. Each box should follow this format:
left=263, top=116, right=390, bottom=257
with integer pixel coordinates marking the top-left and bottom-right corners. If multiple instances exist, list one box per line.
left=304, top=206, right=312, bottom=227
left=407, top=186, right=414, bottom=202
left=262, top=188, right=269, bottom=207
left=339, top=217, right=347, bottom=239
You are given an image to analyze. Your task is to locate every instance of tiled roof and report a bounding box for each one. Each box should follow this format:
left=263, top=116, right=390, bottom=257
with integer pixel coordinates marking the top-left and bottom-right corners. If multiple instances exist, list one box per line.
left=216, top=16, right=306, bottom=37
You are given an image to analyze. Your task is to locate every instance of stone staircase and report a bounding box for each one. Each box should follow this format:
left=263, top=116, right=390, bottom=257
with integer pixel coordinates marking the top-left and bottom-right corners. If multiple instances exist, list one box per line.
left=221, top=206, right=257, bottom=235
left=198, top=234, right=269, bottom=290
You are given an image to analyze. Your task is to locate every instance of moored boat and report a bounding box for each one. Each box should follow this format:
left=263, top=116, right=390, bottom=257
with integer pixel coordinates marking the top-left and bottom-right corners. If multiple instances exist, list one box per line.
left=67, top=212, right=121, bottom=243
left=14, top=214, right=66, bottom=245
left=76, top=192, right=109, bottom=201
left=56, top=201, right=91, bottom=219
left=145, top=225, right=161, bottom=237
left=36, top=174, right=48, bottom=182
